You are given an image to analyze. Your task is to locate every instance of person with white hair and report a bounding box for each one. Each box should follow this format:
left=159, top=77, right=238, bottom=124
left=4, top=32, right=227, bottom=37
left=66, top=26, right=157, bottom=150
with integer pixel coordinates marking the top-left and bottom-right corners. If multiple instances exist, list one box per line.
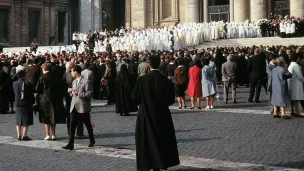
left=270, top=57, right=292, bottom=119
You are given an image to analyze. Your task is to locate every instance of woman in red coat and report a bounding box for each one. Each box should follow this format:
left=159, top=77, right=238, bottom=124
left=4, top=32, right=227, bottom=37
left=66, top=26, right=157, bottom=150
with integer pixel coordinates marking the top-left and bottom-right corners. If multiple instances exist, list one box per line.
left=187, top=59, right=202, bottom=109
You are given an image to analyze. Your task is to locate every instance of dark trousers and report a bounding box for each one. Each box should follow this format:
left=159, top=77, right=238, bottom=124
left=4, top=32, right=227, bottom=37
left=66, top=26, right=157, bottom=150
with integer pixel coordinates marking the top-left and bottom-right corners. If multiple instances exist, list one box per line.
left=65, top=95, right=83, bottom=136
left=248, top=78, right=262, bottom=102
left=68, top=109, right=95, bottom=144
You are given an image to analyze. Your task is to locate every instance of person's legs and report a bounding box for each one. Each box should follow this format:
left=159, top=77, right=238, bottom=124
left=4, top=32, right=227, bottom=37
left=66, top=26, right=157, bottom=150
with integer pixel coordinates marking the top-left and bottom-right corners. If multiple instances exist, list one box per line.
left=177, top=97, right=182, bottom=108
left=81, top=113, right=95, bottom=145
left=68, top=112, right=78, bottom=145
left=294, top=101, right=299, bottom=114
left=223, top=81, right=229, bottom=102
left=51, top=124, right=56, bottom=137
left=23, top=126, right=28, bottom=137
left=290, top=101, right=295, bottom=114
left=197, top=98, right=201, bottom=108
left=181, top=97, right=186, bottom=107
left=45, top=124, right=50, bottom=137
left=211, top=95, right=215, bottom=107
left=255, top=79, right=262, bottom=102
left=205, top=97, right=209, bottom=107
left=190, top=97, right=195, bottom=108
left=16, top=126, right=21, bottom=138
left=248, top=78, right=257, bottom=102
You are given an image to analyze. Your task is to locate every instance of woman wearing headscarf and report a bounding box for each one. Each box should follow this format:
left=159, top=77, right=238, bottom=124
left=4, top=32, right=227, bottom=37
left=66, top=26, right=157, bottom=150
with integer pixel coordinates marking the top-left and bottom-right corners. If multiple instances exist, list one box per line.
left=115, top=64, right=138, bottom=116
left=13, top=70, right=35, bottom=140
left=202, top=58, right=217, bottom=110
left=270, top=57, right=292, bottom=119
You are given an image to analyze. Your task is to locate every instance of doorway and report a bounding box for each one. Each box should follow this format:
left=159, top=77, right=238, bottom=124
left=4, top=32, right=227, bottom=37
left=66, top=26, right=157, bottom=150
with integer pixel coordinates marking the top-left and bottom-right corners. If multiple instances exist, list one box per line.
left=28, top=9, right=41, bottom=44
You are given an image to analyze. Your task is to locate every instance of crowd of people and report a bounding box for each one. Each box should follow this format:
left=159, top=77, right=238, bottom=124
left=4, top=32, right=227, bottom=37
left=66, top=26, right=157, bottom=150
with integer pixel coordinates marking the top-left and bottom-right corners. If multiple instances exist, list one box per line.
left=68, top=17, right=304, bottom=55
left=1, top=16, right=304, bottom=171
left=1, top=42, right=304, bottom=170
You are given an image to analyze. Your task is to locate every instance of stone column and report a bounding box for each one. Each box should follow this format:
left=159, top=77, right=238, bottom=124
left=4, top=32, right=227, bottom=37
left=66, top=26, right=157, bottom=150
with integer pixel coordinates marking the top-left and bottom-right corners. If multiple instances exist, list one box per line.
left=79, top=0, right=93, bottom=32
left=251, top=0, right=267, bottom=21
left=131, top=0, right=146, bottom=28
left=234, top=0, right=249, bottom=22
left=125, top=0, right=131, bottom=28
left=290, top=0, right=304, bottom=18
left=230, top=0, right=234, bottom=22
left=203, top=0, right=208, bottom=22
left=185, top=0, right=199, bottom=23
left=93, top=0, right=102, bottom=30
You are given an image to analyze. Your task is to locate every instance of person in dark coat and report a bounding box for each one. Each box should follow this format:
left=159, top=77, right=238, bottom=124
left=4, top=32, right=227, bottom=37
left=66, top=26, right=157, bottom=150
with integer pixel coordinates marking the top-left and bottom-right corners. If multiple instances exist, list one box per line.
left=115, top=64, right=138, bottom=116
left=0, top=63, right=7, bottom=114
left=247, top=48, right=266, bottom=103
left=2, top=63, right=15, bottom=113
left=36, top=63, right=65, bottom=141
left=13, top=70, right=35, bottom=141
left=132, top=55, right=180, bottom=171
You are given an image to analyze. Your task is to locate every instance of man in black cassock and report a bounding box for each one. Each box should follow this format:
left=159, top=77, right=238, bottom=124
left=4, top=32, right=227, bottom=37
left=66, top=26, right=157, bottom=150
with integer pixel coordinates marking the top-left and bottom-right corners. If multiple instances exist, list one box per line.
left=132, top=55, right=180, bottom=171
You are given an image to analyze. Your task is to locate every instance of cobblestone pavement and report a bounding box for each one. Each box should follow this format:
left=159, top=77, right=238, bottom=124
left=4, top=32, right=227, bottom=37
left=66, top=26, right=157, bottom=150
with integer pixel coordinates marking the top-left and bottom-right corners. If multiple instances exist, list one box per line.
left=1, top=86, right=304, bottom=171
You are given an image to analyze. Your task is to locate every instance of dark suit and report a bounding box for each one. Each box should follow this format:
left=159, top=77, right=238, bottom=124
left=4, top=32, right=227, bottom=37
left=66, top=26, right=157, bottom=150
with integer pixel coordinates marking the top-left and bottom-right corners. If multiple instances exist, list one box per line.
left=247, top=55, right=266, bottom=102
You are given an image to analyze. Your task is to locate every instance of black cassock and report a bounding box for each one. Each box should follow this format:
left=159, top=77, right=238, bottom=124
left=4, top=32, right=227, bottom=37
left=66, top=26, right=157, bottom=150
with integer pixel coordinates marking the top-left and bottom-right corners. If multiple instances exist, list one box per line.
left=132, top=70, right=180, bottom=171
left=115, top=67, right=138, bottom=114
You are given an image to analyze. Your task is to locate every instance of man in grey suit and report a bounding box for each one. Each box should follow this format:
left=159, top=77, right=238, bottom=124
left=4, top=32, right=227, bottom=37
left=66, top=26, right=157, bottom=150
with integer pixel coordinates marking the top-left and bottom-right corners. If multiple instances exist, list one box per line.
left=62, top=65, right=95, bottom=150
left=222, top=55, right=237, bottom=104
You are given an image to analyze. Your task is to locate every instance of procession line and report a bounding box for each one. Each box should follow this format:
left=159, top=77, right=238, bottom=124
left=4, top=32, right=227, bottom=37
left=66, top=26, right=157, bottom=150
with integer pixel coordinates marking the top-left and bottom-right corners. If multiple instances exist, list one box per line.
left=0, top=136, right=302, bottom=171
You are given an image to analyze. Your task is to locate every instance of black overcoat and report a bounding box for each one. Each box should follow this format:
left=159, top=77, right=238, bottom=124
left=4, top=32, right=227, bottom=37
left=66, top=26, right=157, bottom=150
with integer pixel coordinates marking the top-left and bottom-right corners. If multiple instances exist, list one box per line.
left=132, top=70, right=180, bottom=170
left=115, top=67, right=137, bottom=114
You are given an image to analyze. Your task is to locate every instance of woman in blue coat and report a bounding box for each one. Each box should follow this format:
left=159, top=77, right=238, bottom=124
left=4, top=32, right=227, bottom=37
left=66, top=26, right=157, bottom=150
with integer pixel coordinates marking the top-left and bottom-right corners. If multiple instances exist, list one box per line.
left=270, top=57, right=292, bottom=119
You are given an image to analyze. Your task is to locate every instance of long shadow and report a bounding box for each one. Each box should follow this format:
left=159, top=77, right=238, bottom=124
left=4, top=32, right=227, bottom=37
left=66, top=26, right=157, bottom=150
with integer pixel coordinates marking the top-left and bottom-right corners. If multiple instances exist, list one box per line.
left=95, top=132, right=135, bottom=139
left=271, top=160, right=304, bottom=169
left=177, top=137, right=220, bottom=143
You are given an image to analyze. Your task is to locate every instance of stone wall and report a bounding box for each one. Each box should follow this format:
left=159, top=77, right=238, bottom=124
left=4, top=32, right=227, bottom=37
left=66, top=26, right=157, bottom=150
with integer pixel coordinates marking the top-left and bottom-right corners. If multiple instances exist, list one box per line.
left=0, top=0, right=74, bottom=47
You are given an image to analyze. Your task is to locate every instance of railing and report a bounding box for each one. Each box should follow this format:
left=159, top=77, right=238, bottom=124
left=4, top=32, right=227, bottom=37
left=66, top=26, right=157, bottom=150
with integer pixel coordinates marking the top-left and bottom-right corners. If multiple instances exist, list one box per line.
left=208, top=5, right=230, bottom=14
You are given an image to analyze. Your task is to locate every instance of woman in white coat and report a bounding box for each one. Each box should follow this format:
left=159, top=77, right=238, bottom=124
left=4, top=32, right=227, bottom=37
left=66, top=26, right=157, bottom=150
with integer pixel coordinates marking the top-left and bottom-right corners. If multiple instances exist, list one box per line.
left=288, top=54, right=304, bottom=117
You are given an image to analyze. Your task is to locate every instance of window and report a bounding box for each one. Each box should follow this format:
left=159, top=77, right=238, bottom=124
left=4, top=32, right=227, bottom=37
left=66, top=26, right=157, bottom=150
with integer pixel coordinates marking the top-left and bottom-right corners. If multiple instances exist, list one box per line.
left=0, top=8, right=9, bottom=43
left=28, top=10, right=41, bottom=43
left=58, top=12, right=66, bottom=43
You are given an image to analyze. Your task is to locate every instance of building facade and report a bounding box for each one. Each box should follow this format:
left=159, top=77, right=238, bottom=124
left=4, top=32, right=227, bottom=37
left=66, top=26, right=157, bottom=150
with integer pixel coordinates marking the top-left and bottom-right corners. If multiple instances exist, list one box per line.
left=126, top=0, right=303, bottom=28
left=0, top=0, right=79, bottom=47
left=1, top=0, right=303, bottom=47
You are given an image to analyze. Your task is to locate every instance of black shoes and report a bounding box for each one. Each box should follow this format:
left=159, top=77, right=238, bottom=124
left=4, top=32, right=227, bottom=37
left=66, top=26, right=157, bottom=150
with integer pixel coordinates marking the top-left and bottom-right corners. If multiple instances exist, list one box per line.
left=22, top=136, right=32, bottom=141
left=17, top=136, right=21, bottom=141
left=62, top=144, right=74, bottom=150
left=88, top=141, right=95, bottom=147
